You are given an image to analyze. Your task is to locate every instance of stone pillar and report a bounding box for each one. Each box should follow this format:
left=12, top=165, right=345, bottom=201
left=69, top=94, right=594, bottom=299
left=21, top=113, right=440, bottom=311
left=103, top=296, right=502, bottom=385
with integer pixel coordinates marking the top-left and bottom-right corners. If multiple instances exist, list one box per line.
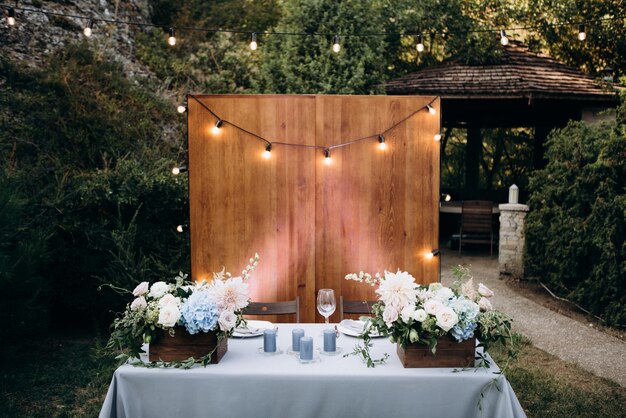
left=498, top=203, right=529, bottom=279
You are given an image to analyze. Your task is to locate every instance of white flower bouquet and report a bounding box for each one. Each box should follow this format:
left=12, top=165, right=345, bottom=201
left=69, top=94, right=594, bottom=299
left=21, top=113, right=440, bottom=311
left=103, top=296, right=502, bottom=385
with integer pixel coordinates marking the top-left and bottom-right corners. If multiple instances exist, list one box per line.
left=106, top=254, right=259, bottom=367
left=345, top=265, right=513, bottom=367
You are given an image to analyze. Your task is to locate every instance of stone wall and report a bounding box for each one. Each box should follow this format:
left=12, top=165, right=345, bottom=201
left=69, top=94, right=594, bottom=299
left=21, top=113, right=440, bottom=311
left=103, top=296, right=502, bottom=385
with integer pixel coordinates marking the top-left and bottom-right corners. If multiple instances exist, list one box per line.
left=498, top=203, right=529, bottom=279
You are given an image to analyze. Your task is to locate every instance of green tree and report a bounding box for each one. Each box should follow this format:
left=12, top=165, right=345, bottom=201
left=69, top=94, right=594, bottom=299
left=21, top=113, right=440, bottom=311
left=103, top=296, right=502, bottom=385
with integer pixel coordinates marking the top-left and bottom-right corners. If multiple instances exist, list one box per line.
left=257, top=0, right=388, bottom=94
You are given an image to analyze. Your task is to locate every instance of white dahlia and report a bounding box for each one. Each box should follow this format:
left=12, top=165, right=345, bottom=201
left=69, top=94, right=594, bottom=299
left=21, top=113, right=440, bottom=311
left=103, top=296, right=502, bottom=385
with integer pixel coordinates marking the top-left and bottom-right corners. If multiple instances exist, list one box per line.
left=376, top=270, right=418, bottom=311
left=206, top=276, right=250, bottom=311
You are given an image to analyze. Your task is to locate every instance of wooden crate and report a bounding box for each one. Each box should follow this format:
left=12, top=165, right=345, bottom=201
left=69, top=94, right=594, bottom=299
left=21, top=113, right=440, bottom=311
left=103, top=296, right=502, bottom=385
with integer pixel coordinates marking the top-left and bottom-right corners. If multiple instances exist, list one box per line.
left=396, top=337, right=475, bottom=368
left=149, top=328, right=228, bottom=363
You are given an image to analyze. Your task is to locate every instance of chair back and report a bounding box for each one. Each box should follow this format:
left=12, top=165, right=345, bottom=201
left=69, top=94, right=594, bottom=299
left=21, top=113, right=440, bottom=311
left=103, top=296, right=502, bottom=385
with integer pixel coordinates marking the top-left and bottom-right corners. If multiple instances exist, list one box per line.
left=339, top=296, right=377, bottom=320
left=461, top=200, right=493, bottom=234
left=245, top=297, right=300, bottom=323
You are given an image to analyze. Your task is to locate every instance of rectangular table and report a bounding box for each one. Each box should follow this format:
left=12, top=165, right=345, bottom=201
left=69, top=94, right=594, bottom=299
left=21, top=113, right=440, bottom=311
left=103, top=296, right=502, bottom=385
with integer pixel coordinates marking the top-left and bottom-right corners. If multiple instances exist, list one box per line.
left=99, top=323, right=525, bottom=418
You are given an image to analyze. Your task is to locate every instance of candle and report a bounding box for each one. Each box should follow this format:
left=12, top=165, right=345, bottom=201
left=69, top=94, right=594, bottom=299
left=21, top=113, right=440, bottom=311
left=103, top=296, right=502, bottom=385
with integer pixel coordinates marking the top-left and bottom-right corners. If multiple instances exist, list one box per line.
left=292, top=328, right=305, bottom=352
left=299, top=336, right=313, bottom=361
left=323, top=329, right=336, bottom=352
left=263, top=329, right=276, bottom=353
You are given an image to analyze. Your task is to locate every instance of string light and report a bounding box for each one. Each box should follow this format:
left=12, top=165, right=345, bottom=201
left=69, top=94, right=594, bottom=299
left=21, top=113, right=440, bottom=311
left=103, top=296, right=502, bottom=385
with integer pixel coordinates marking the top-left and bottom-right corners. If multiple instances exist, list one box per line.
left=332, top=35, right=341, bottom=53
left=425, top=249, right=441, bottom=260
left=416, top=34, right=424, bottom=52
left=83, top=19, right=94, bottom=37
left=250, top=32, right=258, bottom=50
left=441, top=193, right=451, bottom=202
left=7, top=7, right=15, bottom=26
left=211, top=119, right=223, bottom=135
left=324, top=149, right=332, bottom=165
left=263, top=143, right=272, bottom=159
left=176, top=224, right=188, bottom=233
left=168, top=27, right=176, bottom=46
left=426, top=104, right=436, bottom=115
left=177, top=105, right=187, bottom=113
left=499, top=29, right=509, bottom=46
left=578, top=24, right=586, bottom=41
left=378, top=134, right=387, bottom=150
left=172, top=165, right=187, bottom=175
left=434, top=133, right=442, bottom=141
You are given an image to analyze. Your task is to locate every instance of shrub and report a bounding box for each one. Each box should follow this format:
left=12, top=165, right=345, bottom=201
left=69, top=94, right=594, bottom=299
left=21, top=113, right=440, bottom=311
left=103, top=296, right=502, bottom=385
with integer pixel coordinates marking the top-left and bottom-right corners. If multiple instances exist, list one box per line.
left=525, top=102, right=626, bottom=326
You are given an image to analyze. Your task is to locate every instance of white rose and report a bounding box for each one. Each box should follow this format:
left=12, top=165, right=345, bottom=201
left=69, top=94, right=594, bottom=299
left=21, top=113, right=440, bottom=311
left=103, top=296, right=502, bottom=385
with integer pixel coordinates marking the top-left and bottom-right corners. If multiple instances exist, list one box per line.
left=478, top=297, right=493, bottom=311
left=435, top=307, right=459, bottom=332
left=434, top=287, right=455, bottom=302
left=130, top=296, right=147, bottom=311
left=413, top=309, right=427, bottom=322
left=424, top=299, right=444, bottom=315
left=158, top=293, right=180, bottom=308
left=478, top=283, right=494, bottom=298
left=149, top=282, right=170, bottom=299
left=218, top=310, right=237, bottom=331
left=382, top=305, right=399, bottom=327
left=157, top=305, right=181, bottom=328
left=428, top=283, right=443, bottom=292
left=400, top=306, right=414, bottom=322
left=132, top=282, right=149, bottom=297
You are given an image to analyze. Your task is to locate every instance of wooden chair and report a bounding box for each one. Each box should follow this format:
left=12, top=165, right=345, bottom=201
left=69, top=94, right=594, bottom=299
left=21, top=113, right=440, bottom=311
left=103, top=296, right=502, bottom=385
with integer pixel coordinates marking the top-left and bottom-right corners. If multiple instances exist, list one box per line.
left=459, top=200, right=495, bottom=256
left=245, top=297, right=300, bottom=323
left=339, top=296, right=377, bottom=320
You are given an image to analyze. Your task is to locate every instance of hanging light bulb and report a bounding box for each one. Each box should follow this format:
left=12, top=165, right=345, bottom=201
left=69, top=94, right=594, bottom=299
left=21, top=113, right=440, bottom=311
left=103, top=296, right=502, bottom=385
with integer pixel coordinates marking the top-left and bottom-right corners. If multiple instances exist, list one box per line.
left=7, top=7, right=15, bottom=26
left=416, top=34, right=424, bottom=53
left=172, top=166, right=187, bottom=175
left=250, top=32, right=258, bottom=50
left=441, top=193, right=452, bottom=202
left=263, top=143, right=272, bottom=159
left=578, top=24, right=586, bottom=41
left=425, top=249, right=441, bottom=260
left=499, top=29, right=509, bottom=46
left=83, top=19, right=94, bottom=37
left=434, top=133, right=442, bottom=141
left=324, top=149, right=332, bottom=165
left=426, top=104, right=436, bottom=115
left=176, top=224, right=187, bottom=233
left=177, top=105, right=186, bottom=114
left=168, top=27, right=177, bottom=46
left=211, top=119, right=223, bottom=135
left=378, top=135, right=387, bottom=150
left=332, top=35, right=341, bottom=53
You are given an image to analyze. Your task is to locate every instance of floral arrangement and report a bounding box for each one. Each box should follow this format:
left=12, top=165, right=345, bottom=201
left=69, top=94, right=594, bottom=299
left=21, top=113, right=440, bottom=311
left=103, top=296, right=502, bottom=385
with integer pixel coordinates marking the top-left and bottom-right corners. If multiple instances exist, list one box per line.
left=106, top=254, right=259, bottom=367
left=344, top=265, right=513, bottom=367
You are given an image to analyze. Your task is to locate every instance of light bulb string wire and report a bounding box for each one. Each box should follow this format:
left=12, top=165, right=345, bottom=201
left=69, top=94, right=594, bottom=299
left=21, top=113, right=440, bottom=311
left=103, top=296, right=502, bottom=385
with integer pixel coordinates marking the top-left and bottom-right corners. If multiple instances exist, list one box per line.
left=188, top=95, right=436, bottom=153
left=2, top=3, right=624, bottom=38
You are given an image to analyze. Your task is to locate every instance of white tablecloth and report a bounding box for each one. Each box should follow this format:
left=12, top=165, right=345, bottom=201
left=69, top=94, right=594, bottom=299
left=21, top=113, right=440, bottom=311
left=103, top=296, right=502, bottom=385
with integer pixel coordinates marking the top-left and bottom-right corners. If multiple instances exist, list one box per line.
left=99, top=323, right=525, bottom=418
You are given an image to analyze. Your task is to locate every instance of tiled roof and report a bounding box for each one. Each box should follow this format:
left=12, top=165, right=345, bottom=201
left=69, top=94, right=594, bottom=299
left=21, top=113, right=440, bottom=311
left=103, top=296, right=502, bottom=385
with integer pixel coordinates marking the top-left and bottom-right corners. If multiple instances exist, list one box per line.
left=385, top=42, right=619, bottom=101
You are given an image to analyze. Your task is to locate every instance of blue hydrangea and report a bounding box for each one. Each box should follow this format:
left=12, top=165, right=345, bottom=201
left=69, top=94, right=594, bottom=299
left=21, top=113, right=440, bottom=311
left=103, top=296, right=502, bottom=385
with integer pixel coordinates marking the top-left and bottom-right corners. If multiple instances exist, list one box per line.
left=450, top=297, right=480, bottom=342
left=451, top=322, right=477, bottom=342
left=180, top=290, right=219, bottom=335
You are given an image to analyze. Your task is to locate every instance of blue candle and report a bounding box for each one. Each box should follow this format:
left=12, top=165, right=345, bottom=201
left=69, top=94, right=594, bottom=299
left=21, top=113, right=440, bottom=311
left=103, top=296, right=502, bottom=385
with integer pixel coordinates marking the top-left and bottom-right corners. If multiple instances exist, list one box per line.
left=323, top=329, right=336, bottom=352
left=263, top=329, right=276, bottom=353
left=299, top=336, right=313, bottom=361
left=292, top=328, right=305, bottom=352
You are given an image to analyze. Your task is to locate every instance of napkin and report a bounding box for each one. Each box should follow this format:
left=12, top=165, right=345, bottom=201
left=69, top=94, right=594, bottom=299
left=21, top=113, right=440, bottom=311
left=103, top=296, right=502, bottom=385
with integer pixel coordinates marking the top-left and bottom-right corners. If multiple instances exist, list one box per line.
left=340, top=319, right=366, bottom=333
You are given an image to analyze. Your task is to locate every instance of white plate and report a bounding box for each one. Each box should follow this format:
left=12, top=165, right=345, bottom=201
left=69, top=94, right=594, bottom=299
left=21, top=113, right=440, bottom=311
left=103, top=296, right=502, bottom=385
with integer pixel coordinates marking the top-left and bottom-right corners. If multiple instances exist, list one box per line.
left=232, top=320, right=274, bottom=338
left=336, top=319, right=383, bottom=338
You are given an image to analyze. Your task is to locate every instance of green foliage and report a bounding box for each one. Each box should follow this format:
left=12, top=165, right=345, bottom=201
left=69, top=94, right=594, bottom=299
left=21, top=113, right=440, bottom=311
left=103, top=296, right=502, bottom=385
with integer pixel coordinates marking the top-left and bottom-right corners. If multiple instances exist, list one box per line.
left=525, top=100, right=626, bottom=325
left=257, top=0, right=388, bottom=94
left=0, top=43, right=189, bottom=332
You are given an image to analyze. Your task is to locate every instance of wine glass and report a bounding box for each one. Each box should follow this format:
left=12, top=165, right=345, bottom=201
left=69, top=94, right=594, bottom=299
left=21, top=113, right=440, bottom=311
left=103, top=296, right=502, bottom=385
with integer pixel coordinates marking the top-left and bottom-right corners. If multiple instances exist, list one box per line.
left=317, top=289, right=336, bottom=326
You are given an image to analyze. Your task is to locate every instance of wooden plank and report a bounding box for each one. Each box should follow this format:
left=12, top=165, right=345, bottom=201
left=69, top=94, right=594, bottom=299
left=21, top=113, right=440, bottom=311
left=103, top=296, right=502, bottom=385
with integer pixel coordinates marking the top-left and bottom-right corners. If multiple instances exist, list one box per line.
left=315, top=96, right=440, bottom=323
left=188, top=95, right=316, bottom=323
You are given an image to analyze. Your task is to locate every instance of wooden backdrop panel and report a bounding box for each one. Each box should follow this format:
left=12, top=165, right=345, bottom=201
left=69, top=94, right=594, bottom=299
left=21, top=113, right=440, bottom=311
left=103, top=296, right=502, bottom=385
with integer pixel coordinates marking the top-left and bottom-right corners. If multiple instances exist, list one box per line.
left=315, top=96, right=440, bottom=323
left=188, top=95, right=316, bottom=323
left=188, top=95, right=440, bottom=323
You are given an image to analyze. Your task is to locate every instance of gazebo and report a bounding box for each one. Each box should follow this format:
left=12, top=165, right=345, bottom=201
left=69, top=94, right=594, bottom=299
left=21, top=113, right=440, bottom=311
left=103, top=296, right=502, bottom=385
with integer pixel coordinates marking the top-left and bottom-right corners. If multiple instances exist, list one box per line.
left=385, top=41, right=620, bottom=195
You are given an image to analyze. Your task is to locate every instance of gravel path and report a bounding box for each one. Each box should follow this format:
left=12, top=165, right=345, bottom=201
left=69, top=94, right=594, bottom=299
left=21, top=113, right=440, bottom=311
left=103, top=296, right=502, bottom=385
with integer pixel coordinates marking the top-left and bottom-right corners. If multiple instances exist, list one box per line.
left=440, top=250, right=626, bottom=387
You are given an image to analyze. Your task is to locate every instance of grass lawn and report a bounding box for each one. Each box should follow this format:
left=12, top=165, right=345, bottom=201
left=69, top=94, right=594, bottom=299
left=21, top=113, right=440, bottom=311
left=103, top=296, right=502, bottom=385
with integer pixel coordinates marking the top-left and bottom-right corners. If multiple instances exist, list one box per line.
left=1, top=334, right=624, bottom=417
